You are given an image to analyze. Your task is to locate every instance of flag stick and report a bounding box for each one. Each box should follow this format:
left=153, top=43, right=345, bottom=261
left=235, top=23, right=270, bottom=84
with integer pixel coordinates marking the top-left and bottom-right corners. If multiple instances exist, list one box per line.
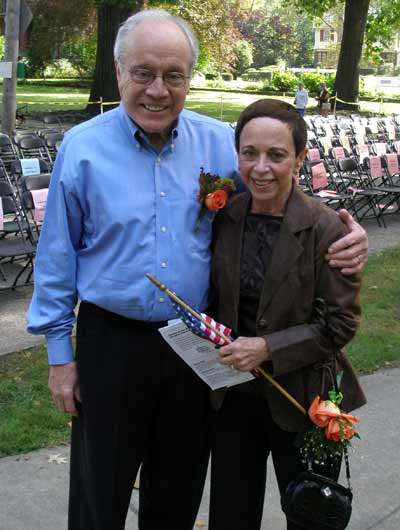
left=146, top=273, right=307, bottom=416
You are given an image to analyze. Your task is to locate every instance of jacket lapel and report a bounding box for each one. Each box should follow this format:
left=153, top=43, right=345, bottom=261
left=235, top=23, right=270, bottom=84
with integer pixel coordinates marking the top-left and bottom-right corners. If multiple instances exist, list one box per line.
left=222, top=193, right=252, bottom=329
left=257, top=185, right=314, bottom=317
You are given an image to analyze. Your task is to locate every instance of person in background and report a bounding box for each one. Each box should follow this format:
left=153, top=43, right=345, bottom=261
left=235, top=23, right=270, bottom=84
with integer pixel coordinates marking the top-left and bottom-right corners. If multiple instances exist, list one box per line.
left=208, top=99, right=366, bottom=530
left=316, top=82, right=330, bottom=116
left=27, top=9, right=368, bottom=530
left=293, top=81, right=308, bottom=117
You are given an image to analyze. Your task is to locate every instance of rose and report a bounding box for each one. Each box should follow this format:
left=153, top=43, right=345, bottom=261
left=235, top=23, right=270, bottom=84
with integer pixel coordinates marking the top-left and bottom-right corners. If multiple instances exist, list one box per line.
left=325, top=417, right=356, bottom=442
left=204, top=190, right=228, bottom=211
left=308, top=396, right=359, bottom=429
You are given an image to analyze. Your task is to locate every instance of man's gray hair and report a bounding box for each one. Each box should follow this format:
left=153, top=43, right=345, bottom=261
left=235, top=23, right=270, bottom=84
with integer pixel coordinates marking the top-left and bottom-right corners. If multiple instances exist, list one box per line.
left=114, top=9, right=199, bottom=75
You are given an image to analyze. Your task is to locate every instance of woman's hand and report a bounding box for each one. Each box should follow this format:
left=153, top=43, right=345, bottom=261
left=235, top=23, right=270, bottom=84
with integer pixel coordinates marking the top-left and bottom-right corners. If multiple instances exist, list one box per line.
left=218, top=337, right=271, bottom=371
left=325, top=210, right=369, bottom=275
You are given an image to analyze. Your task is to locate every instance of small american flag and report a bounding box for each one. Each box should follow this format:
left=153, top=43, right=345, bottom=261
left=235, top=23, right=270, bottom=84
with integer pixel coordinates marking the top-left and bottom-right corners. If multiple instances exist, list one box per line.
left=172, top=302, right=232, bottom=346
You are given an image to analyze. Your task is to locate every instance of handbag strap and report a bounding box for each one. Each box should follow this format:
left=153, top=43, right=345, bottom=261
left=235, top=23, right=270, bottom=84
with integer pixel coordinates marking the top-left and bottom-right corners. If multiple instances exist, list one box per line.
left=344, top=443, right=352, bottom=490
left=312, top=298, right=352, bottom=491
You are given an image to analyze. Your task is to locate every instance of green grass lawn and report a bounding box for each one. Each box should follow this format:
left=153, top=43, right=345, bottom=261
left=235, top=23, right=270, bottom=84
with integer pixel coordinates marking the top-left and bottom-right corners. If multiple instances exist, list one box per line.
left=0, top=248, right=399, bottom=456
left=1, top=84, right=400, bottom=117
left=347, top=248, right=400, bottom=371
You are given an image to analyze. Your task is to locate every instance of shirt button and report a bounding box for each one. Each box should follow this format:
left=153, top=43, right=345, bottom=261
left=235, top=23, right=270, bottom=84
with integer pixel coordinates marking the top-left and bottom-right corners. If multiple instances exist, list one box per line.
left=259, top=319, right=267, bottom=327
left=161, top=262, right=167, bottom=268
left=156, top=157, right=161, bottom=164
left=160, top=191, right=166, bottom=197
left=161, top=226, right=167, bottom=233
left=159, top=297, right=165, bottom=303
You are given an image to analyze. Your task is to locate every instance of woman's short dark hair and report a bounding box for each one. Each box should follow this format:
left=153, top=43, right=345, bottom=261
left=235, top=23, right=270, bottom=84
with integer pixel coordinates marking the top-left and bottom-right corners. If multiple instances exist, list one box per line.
left=235, top=99, right=308, bottom=156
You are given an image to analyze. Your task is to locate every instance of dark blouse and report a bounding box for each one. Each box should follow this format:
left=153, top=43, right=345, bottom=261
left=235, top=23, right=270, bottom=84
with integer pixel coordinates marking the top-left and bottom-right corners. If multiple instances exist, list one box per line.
left=238, top=213, right=283, bottom=337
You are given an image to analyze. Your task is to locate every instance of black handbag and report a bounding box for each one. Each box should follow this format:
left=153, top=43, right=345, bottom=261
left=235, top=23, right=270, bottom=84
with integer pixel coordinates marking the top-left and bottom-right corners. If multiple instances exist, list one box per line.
left=282, top=298, right=353, bottom=530
left=282, top=451, right=353, bottom=530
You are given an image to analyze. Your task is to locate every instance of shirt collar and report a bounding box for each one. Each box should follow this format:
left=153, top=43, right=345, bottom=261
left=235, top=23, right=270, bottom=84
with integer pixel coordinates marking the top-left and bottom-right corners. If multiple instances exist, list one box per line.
left=118, top=103, right=180, bottom=149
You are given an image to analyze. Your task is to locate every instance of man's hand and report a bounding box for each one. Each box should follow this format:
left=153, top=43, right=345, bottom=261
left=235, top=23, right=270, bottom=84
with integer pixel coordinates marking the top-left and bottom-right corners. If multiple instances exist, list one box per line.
left=326, top=209, right=369, bottom=275
left=218, top=337, right=270, bottom=372
left=49, top=362, right=81, bottom=416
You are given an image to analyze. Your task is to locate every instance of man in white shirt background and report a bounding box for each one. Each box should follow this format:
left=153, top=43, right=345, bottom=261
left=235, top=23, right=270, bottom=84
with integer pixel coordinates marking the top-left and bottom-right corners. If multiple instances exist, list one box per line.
left=294, top=81, right=309, bottom=117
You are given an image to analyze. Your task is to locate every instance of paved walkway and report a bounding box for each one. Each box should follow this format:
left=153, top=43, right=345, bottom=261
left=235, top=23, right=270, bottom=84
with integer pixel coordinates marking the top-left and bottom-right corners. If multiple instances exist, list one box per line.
left=1, top=367, right=399, bottom=530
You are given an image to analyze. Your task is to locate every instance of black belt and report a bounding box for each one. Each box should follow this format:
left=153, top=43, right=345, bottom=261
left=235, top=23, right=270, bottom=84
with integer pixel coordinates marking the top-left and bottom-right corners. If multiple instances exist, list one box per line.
left=80, top=301, right=168, bottom=329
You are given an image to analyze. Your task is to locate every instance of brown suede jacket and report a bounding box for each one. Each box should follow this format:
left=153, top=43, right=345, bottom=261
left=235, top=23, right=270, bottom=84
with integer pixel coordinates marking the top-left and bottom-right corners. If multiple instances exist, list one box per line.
left=210, top=184, right=367, bottom=432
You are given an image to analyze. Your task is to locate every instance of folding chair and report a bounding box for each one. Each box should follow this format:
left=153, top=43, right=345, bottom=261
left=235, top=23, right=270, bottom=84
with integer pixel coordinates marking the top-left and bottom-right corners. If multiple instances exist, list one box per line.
left=0, top=181, right=36, bottom=289
left=10, top=158, right=51, bottom=189
left=14, top=136, right=52, bottom=163
left=43, top=114, right=63, bottom=127
left=382, top=153, right=400, bottom=185
left=20, top=183, right=49, bottom=240
left=0, top=177, right=30, bottom=239
left=335, top=157, right=387, bottom=226
left=362, top=157, right=400, bottom=216
left=43, top=132, right=63, bottom=162
left=0, top=133, right=19, bottom=171
left=303, top=160, right=350, bottom=211
left=328, top=146, right=350, bottom=161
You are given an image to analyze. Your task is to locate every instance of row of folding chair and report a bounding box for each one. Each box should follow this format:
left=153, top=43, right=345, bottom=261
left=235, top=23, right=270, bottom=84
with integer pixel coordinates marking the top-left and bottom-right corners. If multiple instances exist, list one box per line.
left=0, top=159, right=51, bottom=289
left=300, top=151, right=400, bottom=226
left=0, top=171, right=40, bottom=289
left=0, top=129, right=64, bottom=174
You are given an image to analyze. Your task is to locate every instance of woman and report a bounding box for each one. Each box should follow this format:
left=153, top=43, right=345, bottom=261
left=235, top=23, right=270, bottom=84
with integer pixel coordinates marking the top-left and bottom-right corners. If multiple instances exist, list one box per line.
left=208, top=99, right=366, bottom=530
left=316, top=82, right=330, bottom=116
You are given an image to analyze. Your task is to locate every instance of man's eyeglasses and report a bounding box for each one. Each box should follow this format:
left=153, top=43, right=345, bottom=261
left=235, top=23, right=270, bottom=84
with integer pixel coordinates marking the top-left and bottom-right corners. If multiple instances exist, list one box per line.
left=129, top=68, right=190, bottom=88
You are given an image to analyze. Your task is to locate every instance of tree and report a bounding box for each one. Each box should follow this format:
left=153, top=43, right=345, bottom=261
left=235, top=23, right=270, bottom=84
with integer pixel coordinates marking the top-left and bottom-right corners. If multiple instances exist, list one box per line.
left=233, top=39, right=254, bottom=77
left=285, top=0, right=400, bottom=110
left=232, top=2, right=314, bottom=68
left=27, top=0, right=95, bottom=77
left=87, top=0, right=237, bottom=113
left=86, top=1, right=142, bottom=114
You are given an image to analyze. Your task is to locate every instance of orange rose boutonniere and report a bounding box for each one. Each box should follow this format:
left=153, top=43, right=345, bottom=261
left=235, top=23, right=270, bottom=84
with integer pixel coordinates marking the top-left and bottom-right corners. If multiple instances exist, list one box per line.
left=195, top=167, right=235, bottom=231
left=301, top=388, right=360, bottom=468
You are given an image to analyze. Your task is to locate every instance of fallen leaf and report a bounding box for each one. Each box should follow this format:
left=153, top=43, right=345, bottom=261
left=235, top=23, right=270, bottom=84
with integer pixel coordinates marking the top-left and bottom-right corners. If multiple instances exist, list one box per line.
left=133, top=477, right=140, bottom=489
left=67, top=421, right=72, bottom=428
left=48, top=453, right=68, bottom=465
left=195, top=521, right=206, bottom=528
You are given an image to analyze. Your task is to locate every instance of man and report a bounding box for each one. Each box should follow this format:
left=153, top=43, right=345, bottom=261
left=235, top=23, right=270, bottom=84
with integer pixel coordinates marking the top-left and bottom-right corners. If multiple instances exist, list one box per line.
left=27, top=9, right=368, bottom=530
left=294, top=82, right=308, bottom=117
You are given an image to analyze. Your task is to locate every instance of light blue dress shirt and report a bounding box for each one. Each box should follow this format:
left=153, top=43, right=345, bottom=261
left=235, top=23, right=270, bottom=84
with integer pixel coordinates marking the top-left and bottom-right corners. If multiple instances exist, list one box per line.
left=27, top=104, right=240, bottom=365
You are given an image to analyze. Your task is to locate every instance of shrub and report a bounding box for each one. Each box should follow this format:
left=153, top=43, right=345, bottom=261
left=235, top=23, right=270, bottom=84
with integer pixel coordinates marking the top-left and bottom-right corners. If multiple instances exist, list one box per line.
left=205, top=79, right=226, bottom=89
left=221, top=72, right=233, bottom=81
left=245, top=83, right=263, bottom=91
left=360, top=68, right=377, bottom=76
left=377, top=63, right=394, bottom=76
left=297, top=72, right=336, bottom=95
left=241, top=68, right=272, bottom=82
left=205, top=73, right=220, bottom=80
left=43, top=59, right=79, bottom=79
left=270, top=71, right=298, bottom=92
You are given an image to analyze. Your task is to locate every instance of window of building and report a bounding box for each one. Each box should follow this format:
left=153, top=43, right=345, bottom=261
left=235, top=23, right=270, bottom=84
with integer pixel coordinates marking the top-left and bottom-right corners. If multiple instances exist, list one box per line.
left=315, top=51, right=328, bottom=65
left=319, top=29, right=331, bottom=42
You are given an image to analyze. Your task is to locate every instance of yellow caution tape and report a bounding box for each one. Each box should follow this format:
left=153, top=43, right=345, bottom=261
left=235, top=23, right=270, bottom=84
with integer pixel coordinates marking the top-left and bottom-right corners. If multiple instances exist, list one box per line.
left=16, top=100, right=121, bottom=107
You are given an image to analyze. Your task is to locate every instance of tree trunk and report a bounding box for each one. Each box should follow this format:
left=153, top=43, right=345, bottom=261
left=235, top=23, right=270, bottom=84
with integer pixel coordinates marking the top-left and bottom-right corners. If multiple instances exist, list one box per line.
left=2, top=0, right=21, bottom=136
left=86, top=1, right=144, bottom=115
left=333, top=0, right=370, bottom=111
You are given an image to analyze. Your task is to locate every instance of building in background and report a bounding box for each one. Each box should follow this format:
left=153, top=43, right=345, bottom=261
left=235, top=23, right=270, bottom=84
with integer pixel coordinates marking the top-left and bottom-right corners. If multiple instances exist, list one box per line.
left=313, top=17, right=400, bottom=70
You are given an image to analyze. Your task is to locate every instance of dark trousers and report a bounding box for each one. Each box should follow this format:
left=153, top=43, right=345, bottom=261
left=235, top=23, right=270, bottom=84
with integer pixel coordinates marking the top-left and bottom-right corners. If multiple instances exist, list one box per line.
left=209, top=388, right=340, bottom=530
left=68, top=302, right=211, bottom=530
